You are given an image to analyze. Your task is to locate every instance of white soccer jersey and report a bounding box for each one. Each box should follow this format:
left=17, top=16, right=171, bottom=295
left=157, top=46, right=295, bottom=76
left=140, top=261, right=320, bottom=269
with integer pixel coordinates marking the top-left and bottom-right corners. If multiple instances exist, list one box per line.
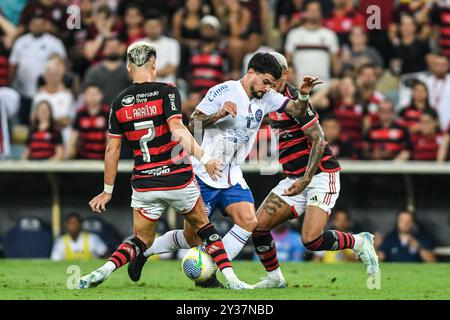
left=192, top=80, right=290, bottom=188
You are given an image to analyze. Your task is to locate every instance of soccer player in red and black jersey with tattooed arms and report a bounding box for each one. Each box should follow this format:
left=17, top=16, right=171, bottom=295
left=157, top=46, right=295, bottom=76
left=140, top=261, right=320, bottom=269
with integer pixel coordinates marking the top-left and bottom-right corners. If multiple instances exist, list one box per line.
left=251, top=52, right=379, bottom=288
left=78, top=41, right=252, bottom=290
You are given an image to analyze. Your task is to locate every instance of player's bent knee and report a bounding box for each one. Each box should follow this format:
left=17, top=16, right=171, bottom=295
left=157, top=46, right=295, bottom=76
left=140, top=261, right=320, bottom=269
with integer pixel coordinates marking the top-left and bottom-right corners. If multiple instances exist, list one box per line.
left=239, top=215, right=258, bottom=232
left=301, top=232, right=321, bottom=245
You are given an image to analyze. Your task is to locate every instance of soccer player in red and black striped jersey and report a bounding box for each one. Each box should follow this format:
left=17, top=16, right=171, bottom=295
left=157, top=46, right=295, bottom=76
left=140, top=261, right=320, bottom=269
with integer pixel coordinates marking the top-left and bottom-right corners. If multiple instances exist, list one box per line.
left=251, top=53, right=379, bottom=289
left=22, top=101, right=64, bottom=160
left=78, top=41, right=252, bottom=290
left=67, top=84, right=109, bottom=160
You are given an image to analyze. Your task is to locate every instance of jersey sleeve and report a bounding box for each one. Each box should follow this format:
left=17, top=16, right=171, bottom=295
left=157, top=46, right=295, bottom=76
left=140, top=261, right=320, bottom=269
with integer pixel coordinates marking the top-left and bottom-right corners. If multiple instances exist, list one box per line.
left=163, top=85, right=183, bottom=123
left=108, top=99, right=123, bottom=138
left=264, top=89, right=290, bottom=114
left=298, top=103, right=319, bottom=130
left=196, top=83, right=227, bottom=115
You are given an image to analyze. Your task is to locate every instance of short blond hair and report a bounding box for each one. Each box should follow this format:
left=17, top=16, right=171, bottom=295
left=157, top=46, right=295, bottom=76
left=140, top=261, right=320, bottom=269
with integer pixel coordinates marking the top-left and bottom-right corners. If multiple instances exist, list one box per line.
left=127, top=41, right=156, bottom=67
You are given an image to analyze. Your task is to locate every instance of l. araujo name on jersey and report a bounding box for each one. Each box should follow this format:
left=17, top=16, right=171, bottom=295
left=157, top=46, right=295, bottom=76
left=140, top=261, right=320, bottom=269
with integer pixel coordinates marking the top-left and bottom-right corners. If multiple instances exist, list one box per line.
left=192, top=80, right=290, bottom=189
left=108, top=82, right=193, bottom=191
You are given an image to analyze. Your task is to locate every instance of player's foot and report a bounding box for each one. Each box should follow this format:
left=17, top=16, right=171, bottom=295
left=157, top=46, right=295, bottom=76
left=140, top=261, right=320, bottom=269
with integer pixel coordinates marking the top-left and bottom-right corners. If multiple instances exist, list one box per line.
left=78, top=268, right=111, bottom=289
left=128, top=253, right=147, bottom=282
left=195, top=273, right=224, bottom=288
left=226, top=276, right=254, bottom=290
left=253, top=274, right=286, bottom=289
left=354, top=232, right=379, bottom=276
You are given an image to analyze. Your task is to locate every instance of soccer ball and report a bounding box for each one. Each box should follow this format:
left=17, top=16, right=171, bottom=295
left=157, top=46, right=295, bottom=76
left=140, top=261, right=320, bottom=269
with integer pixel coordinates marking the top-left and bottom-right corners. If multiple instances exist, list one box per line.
left=181, top=247, right=217, bottom=283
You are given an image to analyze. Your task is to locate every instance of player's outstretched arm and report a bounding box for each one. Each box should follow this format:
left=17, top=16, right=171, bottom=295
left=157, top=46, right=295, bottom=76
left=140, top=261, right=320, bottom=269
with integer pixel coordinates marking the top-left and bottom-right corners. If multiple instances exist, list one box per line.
left=284, top=76, right=323, bottom=119
left=283, top=121, right=326, bottom=196
left=168, top=117, right=223, bottom=180
left=188, top=101, right=237, bottom=132
left=89, top=137, right=121, bottom=213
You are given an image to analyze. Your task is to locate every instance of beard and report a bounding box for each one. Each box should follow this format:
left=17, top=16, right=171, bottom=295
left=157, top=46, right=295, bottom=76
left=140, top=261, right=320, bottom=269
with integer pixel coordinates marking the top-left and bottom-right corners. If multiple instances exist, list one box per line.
left=250, top=86, right=265, bottom=99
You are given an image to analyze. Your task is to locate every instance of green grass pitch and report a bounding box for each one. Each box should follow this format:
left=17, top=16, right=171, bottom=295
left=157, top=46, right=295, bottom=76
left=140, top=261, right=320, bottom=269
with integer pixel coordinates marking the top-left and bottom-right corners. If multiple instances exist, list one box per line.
left=0, top=260, right=449, bottom=300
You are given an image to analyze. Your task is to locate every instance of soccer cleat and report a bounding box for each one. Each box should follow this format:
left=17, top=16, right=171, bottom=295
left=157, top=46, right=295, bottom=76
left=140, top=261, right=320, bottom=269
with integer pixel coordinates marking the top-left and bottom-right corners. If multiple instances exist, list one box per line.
left=354, top=232, right=379, bottom=276
left=128, top=253, right=148, bottom=282
left=195, top=273, right=225, bottom=288
left=78, top=268, right=111, bottom=289
left=226, top=276, right=254, bottom=290
left=253, top=274, right=287, bottom=289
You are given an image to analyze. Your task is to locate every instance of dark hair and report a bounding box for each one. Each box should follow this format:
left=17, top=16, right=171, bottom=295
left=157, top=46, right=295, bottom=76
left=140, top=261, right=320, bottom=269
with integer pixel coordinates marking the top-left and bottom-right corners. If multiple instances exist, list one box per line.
left=356, top=62, right=376, bottom=76
left=144, top=10, right=163, bottom=22
left=66, top=212, right=82, bottom=223
left=421, top=108, right=439, bottom=121
left=411, top=80, right=431, bottom=109
left=31, top=100, right=55, bottom=131
left=247, top=52, right=282, bottom=80
left=83, top=83, right=102, bottom=92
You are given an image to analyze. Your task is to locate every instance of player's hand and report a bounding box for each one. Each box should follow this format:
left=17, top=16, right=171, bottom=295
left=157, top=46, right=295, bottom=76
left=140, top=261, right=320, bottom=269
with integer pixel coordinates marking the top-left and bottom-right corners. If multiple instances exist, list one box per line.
left=299, top=76, right=323, bottom=95
left=217, top=101, right=237, bottom=119
left=205, top=158, right=223, bottom=181
left=283, top=177, right=312, bottom=196
left=89, top=192, right=112, bottom=213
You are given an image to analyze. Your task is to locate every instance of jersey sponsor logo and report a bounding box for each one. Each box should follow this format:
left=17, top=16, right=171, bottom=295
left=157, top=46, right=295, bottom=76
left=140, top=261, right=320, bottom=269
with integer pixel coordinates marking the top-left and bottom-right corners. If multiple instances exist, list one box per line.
left=121, top=95, right=135, bottom=106
left=141, top=165, right=171, bottom=176
left=168, top=93, right=177, bottom=111
left=136, top=91, right=159, bottom=103
left=207, top=84, right=228, bottom=101
left=255, top=109, right=263, bottom=122
left=209, top=234, right=220, bottom=242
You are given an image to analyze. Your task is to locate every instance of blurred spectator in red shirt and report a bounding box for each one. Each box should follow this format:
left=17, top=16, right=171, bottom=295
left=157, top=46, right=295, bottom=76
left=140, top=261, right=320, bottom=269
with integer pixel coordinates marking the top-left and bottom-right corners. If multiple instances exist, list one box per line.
left=321, top=114, right=359, bottom=160
left=410, top=108, right=448, bottom=161
left=18, top=0, right=68, bottom=39
left=324, top=0, right=365, bottom=45
left=119, top=3, right=145, bottom=46
left=398, top=80, right=432, bottom=134
left=364, top=100, right=411, bottom=160
left=23, top=100, right=64, bottom=161
left=182, top=15, right=229, bottom=124
left=429, top=0, right=450, bottom=59
left=67, top=84, right=108, bottom=160
left=83, top=4, right=124, bottom=63
left=276, top=0, right=304, bottom=40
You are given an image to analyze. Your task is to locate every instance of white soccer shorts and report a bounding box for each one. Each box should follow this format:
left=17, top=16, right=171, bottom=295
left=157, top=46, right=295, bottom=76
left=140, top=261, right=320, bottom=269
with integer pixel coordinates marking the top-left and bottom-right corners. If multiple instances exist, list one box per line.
left=131, top=179, right=201, bottom=221
left=271, top=171, right=340, bottom=217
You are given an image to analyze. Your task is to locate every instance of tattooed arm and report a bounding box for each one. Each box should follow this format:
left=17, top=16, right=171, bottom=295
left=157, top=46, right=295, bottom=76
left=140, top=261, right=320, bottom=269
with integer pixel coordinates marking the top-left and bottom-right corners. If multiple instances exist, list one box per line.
left=283, top=121, right=327, bottom=196
left=284, top=76, right=323, bottom=119
left=188, top=101, right=237, bottom=132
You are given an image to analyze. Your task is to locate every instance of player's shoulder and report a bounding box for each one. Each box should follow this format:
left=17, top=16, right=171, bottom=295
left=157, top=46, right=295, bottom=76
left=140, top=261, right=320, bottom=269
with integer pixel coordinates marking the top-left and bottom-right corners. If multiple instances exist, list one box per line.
left=284, top=83, right=299, bottom=100
left=205, top=80, right=235, bottom=102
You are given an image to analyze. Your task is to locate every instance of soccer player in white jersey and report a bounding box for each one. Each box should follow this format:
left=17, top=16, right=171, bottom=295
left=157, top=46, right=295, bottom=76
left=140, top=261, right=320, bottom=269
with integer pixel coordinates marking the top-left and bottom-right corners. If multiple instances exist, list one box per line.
left=128, top=52, right=321, bottom=287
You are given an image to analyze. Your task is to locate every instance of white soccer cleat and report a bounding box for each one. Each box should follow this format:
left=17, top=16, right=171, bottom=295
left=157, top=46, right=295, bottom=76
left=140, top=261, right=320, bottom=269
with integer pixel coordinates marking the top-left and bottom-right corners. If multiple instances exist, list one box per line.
left=78, top=268, right=111, bottom=289
left=354, top=232, right=379, bottom=277
left=253, top=274, right=287, bottom=289
left=227, top=277, right=254, bottom=290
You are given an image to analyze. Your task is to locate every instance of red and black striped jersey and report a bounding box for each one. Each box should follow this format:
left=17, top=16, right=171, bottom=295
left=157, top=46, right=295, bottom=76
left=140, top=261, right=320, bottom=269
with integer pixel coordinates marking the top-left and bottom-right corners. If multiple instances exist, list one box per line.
left=332, top=100, right=364, bottom=146
left=411, top=132, right=444, bottom=161
left=397, top=105, right=427, bottom=130
left=73, top=105, right=109, bottom=160
left=187, top=47, right=229, bottom=96
left=269, top=83, right=341, bottom=177
left=364, top=122, right=411, bottom=159
left=26, top=127, right=63, bottom=160
left=108, top=82, right=193, bottom=191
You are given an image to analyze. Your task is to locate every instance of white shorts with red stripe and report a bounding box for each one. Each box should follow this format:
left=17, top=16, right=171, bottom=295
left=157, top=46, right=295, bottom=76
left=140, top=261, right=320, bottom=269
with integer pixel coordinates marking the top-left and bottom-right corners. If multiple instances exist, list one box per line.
left=131, top=179, right=201, bottom=221
left=271, top=172, right=340, bottom=217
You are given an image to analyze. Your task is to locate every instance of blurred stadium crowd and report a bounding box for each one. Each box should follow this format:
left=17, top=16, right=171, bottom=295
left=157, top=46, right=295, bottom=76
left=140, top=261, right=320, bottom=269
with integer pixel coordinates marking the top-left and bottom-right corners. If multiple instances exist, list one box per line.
left=0, top=0, right=448, bottom=263
left=0, top=0, right=450, bottom=161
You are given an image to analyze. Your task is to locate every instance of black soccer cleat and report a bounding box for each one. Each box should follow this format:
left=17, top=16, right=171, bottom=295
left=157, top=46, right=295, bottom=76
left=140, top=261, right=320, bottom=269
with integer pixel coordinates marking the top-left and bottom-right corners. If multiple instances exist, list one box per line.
left=128, top=253, right=147, bottom=282
left=195, top=273, right=225, bottom=289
